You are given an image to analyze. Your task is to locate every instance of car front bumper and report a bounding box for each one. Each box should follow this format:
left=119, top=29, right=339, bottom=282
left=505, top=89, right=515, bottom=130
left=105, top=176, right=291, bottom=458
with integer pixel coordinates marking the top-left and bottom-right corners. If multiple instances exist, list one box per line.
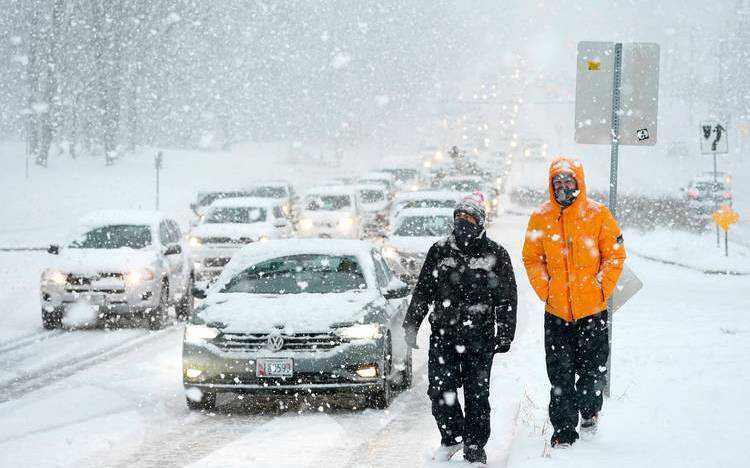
left=182, top=338, right=385, bottom=395
left=41, top=280, right=161, bottom=315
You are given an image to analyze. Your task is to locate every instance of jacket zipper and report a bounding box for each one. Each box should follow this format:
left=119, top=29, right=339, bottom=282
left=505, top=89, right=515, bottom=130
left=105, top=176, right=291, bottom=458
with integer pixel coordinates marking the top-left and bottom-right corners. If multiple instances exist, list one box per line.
left=559, top=209, right=575, bottom=321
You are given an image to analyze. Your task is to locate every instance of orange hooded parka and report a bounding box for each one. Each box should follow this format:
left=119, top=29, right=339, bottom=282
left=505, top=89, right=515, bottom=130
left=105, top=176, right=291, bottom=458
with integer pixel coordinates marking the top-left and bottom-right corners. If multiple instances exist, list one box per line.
left=522, top=157, right=626, bottom=322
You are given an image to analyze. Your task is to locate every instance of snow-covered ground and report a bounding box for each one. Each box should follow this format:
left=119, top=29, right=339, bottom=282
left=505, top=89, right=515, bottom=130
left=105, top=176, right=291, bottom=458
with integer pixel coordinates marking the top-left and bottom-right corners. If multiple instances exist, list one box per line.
left=0, top=143, right=748, bottom=467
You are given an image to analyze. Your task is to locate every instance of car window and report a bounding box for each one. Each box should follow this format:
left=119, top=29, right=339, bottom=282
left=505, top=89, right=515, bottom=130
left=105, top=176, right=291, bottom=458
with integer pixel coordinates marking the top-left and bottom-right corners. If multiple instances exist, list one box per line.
left=371, top=251, right=389, bottom=288
left=394, top=215, right=453, bottom=237
left=159, top=221, right=171, bottom=246
left=359, top=189, right=385, bottom=203
left=248, top=186, right=288, bottom=198
left=304, top=195, right=352, bottom=211
left=403, top=199, right=456, bottom=209
left=220, top=254, right=367, bottom=294
left=69, top=224, right=152, bottom=249
left=205, top=207, right=267, bottom=223
left=272, top=206, right=285, bottom=219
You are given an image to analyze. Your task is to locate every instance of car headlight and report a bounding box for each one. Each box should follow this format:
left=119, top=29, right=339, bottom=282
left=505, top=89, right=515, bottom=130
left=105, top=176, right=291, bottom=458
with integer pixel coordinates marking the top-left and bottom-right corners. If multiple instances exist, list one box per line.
left=299, top=218, right=314, bottom=231
left=259, top=235, right=269, bottom=242
left=382, top=245, right=399, bottom=260
left=410, top=184, right=419, bottom=191
left=43, top=270, right=67, bottom=285
left=337, top=217, right=354, bottom=231
left=282, top=204, right=291, bottom=216
left=336, top=323, right=382, bottom=340
left=189, top=236, right=202, bottom=248
left=185, top=324, right=219, bottom=344
left=126, top=269, right=156, bottom=285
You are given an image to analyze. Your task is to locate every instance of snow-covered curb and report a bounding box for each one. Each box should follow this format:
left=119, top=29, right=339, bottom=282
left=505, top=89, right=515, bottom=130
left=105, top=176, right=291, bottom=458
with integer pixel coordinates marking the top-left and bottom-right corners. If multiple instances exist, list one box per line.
left=624, top=228, right=750, bottom=275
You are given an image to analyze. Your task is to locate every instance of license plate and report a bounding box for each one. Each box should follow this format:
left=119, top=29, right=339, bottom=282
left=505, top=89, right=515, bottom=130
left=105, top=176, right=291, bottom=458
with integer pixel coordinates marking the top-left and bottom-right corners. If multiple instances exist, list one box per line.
left=256, top=358, right=293, bottom=378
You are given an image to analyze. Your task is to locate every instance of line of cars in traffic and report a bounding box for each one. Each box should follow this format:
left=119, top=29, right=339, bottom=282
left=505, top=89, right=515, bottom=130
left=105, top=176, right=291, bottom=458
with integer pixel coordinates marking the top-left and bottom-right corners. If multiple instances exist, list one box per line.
left=38, top=156, right=504, bottom=409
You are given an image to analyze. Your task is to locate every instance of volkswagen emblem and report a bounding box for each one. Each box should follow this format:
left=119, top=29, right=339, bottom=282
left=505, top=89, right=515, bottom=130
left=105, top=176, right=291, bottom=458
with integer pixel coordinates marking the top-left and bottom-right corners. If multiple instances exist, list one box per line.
left=267, top=334, right=284, bottom=352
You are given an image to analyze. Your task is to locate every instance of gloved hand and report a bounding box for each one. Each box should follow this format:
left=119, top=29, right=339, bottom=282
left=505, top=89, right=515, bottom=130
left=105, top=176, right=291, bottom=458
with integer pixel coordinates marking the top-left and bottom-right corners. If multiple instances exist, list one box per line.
left=404, top=327, right=419, bottom=349
left=494, top=340, right=511, bottom=354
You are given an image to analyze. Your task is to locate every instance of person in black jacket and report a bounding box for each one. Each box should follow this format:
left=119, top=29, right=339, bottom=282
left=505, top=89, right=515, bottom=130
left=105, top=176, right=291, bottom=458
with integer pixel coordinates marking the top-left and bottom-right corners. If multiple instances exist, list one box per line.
left=403, top=192, right=517, bottom=465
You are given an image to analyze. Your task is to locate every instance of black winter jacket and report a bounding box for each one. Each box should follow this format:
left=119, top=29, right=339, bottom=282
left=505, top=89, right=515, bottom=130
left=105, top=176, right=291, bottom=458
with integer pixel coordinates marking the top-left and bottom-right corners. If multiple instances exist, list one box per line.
left=403, top=234, right=517, bottom=351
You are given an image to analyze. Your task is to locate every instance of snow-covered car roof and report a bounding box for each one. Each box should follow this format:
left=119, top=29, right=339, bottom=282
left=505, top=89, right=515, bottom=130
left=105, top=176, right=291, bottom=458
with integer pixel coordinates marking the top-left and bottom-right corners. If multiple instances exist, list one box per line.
left=393, top=207, right=455, bottom=220
left=444, top=175, right=484, bottom=182
left=392, top=190, right=463, bottom=202
left=208, top=197, right=283, bottom=209
left=77, top=210, right=164, bottom=228
left=212, top=239, right=379, bottom=292
left=303, top=185, right=359, bottom=197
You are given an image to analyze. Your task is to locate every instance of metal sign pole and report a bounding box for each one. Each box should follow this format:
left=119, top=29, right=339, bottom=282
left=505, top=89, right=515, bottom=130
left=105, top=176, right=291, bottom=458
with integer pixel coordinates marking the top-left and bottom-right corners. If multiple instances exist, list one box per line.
left=714, top=154, right=720, bottom=246
left=605, top=42, right=623, bottom=399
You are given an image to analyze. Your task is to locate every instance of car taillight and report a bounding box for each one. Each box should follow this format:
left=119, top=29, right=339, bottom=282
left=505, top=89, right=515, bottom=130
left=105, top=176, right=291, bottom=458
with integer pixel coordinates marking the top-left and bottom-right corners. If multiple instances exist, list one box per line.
left=687, top=189, right=699, bottom=199
left=723, top=191, right=732, bottom=199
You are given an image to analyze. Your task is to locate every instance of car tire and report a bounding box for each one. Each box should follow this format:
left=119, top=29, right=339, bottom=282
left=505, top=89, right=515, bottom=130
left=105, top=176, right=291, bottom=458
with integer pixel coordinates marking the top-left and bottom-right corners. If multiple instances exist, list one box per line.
left=175, top=275, right=194, bottom=321
left=186, top=391, right=216, bottom=411
left=147, top=281, right=169, bottom=330
left=42, top=308, right=62, bottom=330
left=368, top=333, right=393, bottom=409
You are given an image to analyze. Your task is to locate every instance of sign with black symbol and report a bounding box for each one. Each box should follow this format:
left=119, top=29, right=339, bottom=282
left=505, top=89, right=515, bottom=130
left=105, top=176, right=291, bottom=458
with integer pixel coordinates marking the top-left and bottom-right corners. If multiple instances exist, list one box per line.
left=575, top=41, right=660, bottom=146
left=700, top=121, right=728, bottom=154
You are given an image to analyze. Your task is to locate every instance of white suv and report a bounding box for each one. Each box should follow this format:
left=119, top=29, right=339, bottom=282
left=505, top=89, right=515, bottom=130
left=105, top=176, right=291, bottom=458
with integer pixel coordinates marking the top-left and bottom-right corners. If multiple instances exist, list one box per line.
left=297, top=186, right=362, bottom=239
left=41, top=211, right=193, bottom=330
left=188, top=197, right=293, bottom=285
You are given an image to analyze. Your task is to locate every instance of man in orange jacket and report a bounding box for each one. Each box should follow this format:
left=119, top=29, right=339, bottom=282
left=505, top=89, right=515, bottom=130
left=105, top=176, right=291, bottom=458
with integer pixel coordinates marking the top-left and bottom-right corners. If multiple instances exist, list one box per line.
left=522, top=157, right=626, bottom=447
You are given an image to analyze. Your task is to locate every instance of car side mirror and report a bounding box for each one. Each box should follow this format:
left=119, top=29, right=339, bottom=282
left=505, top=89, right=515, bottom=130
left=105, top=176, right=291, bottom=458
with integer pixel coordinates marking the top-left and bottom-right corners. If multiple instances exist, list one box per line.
left=47, top=244, right=59, bottom=255
left=383, top=279, right=410, bottom=300
left=192, top=287, right=207, bottom=299
left=164, top=244, right=182, bottom=256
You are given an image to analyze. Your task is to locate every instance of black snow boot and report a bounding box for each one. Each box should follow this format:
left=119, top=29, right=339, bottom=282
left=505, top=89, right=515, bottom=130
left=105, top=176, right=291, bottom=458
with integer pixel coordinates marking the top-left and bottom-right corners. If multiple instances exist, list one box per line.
left=551, top=428, right=579, bottom=448
left=464, top=445, right=487, bottom=465
left=580, top=414, right=599, bottom=437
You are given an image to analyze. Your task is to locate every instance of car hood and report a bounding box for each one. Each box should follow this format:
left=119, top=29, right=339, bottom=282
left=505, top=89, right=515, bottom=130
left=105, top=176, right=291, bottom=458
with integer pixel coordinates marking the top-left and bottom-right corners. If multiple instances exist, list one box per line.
left=50, top=248, right=158, bottom=275
left=388, top=236, right=441, bottom=255
left=196, top=290, right=383, bottom=334
left=300, top=211, right=355, bottom=222
left=191, top=223, right=273, bottom=239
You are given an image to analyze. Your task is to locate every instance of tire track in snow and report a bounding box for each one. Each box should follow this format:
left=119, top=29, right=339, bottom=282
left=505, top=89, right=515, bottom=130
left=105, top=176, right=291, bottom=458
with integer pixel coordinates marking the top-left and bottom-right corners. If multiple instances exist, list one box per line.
left=0, top=328, right=172, bottom=403
left=0, top=330, right=63, bottom=354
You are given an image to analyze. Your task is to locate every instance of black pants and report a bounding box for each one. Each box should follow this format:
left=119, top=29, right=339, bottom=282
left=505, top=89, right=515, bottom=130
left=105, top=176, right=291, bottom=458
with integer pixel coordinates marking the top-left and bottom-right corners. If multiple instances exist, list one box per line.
left=428, top=333, right=494, bottom=449
left=544, top=311, right=609, bottom=437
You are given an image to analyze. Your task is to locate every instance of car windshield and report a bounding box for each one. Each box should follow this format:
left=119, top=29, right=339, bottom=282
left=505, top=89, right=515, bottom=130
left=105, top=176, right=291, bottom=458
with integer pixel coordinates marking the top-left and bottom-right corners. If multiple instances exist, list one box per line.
left=394, top=216, right=453, bottom=237
left=360, top=179, right=390, bottom=188
left=402, top=199, right=456, bottom=209
left=197, top=191, right=251, bottom=207
left=392, top=168, right=418, bottom=180
left=304, top=195, right=352, bottom=211
left=69, top=224, right=152, bottom=249
left=220, top=254, right=367, bottom=294
left=359, top=189, right=385, bottom=204
left=248, top=186, right=287, bottom=198
left=205, top=207, right=266, bottom=223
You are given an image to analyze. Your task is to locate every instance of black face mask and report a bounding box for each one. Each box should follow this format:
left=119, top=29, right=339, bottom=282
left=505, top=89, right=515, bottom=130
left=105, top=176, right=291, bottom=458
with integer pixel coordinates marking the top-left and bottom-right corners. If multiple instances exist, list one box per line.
left=453, top=218, right=483, bottom=248
left=554, top=186, right=578, bottom=207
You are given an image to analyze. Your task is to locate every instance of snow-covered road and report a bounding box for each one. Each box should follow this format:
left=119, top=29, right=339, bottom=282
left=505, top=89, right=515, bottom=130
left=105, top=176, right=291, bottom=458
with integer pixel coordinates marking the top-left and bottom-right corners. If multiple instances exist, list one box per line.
left=3, top=213, right=746, bottom=467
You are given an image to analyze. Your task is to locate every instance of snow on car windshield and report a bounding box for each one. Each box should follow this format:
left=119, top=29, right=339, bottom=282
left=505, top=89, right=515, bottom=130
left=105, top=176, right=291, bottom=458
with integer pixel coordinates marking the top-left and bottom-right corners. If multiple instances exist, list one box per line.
left=205, top=207, right=266, bottom=224
left=394, top=216, right=453, bottom=237
left=305, top=195, right=352, bottom=211
left=219, top=254, right=367, bottom=294
left=68, top=224, right=152, bottom=249
left=359, top=189, right=385, bottom=203
left=248, top=186, right=287, bottom=198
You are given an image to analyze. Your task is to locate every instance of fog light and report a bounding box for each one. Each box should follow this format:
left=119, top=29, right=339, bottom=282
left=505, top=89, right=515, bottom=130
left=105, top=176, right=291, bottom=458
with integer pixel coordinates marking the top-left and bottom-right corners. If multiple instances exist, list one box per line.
left=186, top=368, right=202, bottom=379
left=356, top=365, right=378, bottom=378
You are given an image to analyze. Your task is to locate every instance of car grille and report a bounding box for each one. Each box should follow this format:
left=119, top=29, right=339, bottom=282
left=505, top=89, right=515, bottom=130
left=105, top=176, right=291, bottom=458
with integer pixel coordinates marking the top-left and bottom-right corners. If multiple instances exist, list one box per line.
left=202, top=237, right=256, bottom=244
left=203, top=257, right=232, bottom=268
left=215, top=332, right=343, bottom=353
left=64, top=272, right=125, bottom=293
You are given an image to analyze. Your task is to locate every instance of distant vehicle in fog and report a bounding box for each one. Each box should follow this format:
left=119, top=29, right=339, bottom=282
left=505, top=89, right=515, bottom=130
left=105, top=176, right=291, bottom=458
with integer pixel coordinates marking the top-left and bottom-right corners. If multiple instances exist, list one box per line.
left=41, top=211, right=193, bottom=330
left=245, top=181, right=298, bottom=219
left=190, top=189, right=257, bottom=219
left=684, top=174, right=733, bottom=215
left=382, top=208, right=454, bottom=283
left=297, top=186, right=362, bottom=239
left=182, top=239, right=412, bottom=410
left=355, top=184, right=391, bottom=236
left=389, top=191, right=462, bottom=227
left=357, top=171, right=397, bottom=198
left=379, top=166, right=421, bottom=191
left=189, top=197, right=294, bottom=287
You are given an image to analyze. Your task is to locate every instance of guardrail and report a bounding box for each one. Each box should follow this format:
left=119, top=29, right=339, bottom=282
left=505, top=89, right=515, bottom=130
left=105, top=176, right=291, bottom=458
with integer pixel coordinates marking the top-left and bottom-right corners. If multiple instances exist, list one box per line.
left=0, top=247, right=47, bottom=252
